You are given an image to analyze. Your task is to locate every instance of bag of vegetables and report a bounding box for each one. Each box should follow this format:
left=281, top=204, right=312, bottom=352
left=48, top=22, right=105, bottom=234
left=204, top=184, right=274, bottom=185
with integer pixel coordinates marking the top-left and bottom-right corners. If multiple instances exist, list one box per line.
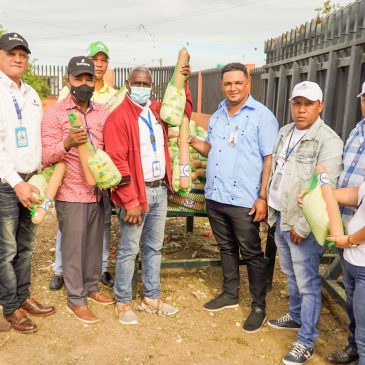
left=160, top=47, right=190, bottom=127
left=68, top=112, right=122, bottom=188
left=301, top=169, right=343, bottom=246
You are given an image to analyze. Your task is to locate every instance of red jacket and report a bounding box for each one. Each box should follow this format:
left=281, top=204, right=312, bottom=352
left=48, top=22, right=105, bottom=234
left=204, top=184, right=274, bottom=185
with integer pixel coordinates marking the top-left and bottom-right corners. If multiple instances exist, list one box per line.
left=104, top=90, right=192, bottom=211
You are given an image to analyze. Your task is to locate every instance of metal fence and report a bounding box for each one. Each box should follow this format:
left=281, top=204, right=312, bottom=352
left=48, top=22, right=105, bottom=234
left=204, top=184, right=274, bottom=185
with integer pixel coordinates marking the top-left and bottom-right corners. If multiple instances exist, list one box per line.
left=251, top=0, right=365, bottom=141
left=32, top=64, right=66, bottom=97
left=114, top=66, right=175, bottom=102
left=33, top=64, right=174, bottom=102
left=189, top=68, right=224, bottom=115
left=265, top=0, right=365, bottom=65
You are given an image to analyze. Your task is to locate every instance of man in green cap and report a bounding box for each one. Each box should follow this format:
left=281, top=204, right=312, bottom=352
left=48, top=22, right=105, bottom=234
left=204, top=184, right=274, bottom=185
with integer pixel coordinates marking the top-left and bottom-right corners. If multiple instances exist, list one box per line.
left=58, top=41, right=116, bottom=103
left=49, top=41, right=117, bottom=291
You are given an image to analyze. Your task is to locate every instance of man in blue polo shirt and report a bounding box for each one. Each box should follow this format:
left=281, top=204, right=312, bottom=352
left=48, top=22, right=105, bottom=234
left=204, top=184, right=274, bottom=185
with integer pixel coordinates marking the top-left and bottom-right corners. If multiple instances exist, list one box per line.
left=189, top=62, right=278, bottom=333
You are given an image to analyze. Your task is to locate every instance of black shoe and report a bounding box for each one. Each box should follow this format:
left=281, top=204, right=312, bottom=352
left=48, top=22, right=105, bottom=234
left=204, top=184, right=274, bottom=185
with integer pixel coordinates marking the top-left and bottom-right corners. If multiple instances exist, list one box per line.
left=283, top=342, right=314, bottom=365
left=203, top=292, right=239, bottom=312
left=243, top=307, right=267, bottom=333
left=327, top=345, right=358, bottom=364
left=100, top=271, right=114, bottom=287
left=49, top=275, right=64, bottom=291
left=267, top=313, right=301, bottom=331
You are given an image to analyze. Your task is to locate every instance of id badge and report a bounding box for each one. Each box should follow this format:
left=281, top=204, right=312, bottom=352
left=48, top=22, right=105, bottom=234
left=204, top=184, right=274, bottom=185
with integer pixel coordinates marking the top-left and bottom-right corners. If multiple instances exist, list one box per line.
left=15, top=127, right=28, bottom=148
left=272, top=172, right=282, bottom=191
left=152, top=161, right=161, bottom=177
left=229, top=131, right=238, bottom=146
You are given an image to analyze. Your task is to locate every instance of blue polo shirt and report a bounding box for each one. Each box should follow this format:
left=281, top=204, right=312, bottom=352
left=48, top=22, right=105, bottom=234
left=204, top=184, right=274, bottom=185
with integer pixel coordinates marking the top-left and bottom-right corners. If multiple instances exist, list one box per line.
left=205, top=95, right=279, bottom=208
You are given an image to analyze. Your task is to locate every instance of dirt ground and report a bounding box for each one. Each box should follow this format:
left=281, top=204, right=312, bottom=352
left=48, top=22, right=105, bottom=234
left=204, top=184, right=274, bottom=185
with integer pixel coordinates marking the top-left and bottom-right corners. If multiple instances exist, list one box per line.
left=0, top=212, right=348, bottom=365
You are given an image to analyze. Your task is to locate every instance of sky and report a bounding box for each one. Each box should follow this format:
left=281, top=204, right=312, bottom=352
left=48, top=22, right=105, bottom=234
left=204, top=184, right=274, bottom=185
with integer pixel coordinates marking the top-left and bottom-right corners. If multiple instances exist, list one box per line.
left=0, top=0, right=354, bottom=71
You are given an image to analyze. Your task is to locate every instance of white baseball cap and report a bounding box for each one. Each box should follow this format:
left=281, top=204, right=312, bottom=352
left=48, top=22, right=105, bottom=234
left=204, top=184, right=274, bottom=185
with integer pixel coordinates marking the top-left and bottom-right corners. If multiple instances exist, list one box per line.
left=357, top=82, right=365, bottom=98
left=289, top=81, right=323, bottom=102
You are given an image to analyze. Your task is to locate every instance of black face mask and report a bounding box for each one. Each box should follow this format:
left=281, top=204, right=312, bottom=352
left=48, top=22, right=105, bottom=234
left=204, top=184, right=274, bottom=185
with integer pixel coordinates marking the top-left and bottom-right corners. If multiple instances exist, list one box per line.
left=70, top=84, right=95, bottom=103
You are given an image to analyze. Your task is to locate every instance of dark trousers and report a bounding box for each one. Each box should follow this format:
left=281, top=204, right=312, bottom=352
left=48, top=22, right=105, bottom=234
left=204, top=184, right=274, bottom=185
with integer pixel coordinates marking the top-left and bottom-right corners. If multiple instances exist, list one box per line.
left=56, top=201, right=104, bottom=306
left=206, top=199, right=267, bottom=309
left=0, top=182, right=36, bottom=315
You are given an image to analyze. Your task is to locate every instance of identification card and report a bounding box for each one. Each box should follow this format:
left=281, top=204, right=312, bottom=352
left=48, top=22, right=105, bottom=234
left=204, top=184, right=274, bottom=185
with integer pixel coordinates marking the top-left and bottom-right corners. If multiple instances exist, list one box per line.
left=15, top=127, right=28, bottom=148
left=272, top=172, right=282, bottom=191
left=229, top=131, right=238, bottom=146
left=152, top=161, right=161, bottom=177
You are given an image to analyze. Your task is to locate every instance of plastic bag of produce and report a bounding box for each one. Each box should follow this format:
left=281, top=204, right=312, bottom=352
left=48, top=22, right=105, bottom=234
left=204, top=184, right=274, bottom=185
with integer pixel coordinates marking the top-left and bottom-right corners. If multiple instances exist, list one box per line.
left=301, top=173, right=343, bottom=246
left=105, top=85, right=127, bottom=112
left=88, top=149, right=122, bottom=189
left=160, top=48, right=189, bottom=126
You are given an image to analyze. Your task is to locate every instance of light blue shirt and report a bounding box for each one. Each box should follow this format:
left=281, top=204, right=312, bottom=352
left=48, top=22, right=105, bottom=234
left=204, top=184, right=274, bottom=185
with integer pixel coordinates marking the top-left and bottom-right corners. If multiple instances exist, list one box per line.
left=205, top=95, right=279, bottom=208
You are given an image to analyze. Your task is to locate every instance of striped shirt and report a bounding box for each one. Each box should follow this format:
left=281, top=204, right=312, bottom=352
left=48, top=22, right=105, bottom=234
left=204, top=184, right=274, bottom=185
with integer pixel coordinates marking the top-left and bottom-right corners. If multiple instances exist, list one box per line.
left=338, top=119, right=365, bottom=225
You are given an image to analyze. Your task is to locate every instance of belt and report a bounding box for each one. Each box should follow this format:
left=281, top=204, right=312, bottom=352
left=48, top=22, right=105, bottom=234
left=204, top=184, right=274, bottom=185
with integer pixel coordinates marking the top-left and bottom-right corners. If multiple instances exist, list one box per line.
left=18, top=171, right=38, bottom=182
left=145, top=179, right=164, bottom=188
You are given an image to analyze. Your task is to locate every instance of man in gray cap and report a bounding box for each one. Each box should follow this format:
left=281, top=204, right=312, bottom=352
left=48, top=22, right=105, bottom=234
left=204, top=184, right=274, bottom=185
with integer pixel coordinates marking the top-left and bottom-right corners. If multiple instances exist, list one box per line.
left=0, top=32, right=55, bottom=334
left=41, top=56, right=114, bottom=324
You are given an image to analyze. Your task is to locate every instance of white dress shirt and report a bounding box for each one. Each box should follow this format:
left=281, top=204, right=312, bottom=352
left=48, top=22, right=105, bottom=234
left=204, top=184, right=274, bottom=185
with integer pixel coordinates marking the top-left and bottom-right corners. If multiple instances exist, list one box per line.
left=345, top=181, right=365, bottom=267
left=0, top=71, right=43, bottom=187
left=137, top=100, right=165, bottom=182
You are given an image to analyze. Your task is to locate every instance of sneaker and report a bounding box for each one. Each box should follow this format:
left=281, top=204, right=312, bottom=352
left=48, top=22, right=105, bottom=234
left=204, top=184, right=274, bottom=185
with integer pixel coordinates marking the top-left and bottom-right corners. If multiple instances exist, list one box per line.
left=268, top=313, right=301, bottom=331
left=203, top=292, right=239, bottom=312
left=283, top=342, right=314, bottom=365
left=87, top=291, right=115, bottom=305
left=66, top=303, right=99, bottom=324
left=243, top=307, right=267, bottom=333
left=326, top=345, right=358, bottom=364
left=138, top=297, right=178, bottom=316
left=115, top=303, right=138, bottom=325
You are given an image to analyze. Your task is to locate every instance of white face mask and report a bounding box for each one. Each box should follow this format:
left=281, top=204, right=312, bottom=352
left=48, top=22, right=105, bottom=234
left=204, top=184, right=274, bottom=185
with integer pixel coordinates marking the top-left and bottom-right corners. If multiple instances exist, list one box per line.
left=129, top=86, right=152, bottom=105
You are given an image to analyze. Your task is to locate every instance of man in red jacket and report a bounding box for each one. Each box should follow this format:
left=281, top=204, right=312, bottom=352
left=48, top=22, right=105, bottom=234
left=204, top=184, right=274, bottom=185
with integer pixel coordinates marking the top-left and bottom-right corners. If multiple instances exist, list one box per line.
left=104, top=65, right=191, bottom=325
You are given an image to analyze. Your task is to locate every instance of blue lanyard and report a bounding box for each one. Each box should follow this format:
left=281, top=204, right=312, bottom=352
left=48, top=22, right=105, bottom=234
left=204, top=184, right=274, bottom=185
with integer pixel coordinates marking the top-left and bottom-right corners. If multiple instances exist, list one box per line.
left=12, top=96, right=22, bottom=121
left=139, top=111, right=157, bottom=152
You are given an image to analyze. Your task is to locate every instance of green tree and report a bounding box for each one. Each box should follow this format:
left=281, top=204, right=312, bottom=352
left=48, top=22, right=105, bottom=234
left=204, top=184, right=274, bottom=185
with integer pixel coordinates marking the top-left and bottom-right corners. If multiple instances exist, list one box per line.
left=23, top=65, right=50, bottom=98
left=0, top=25, right=50, bottom=98
left=315, top=0, right=342, bottom=17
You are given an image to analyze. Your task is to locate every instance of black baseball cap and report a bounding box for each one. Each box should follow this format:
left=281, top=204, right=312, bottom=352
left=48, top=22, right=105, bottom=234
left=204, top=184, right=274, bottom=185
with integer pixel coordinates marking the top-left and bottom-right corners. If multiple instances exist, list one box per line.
left=67, top=56, right=95, bottom=77
left=0, top=32, right=31, bottom=54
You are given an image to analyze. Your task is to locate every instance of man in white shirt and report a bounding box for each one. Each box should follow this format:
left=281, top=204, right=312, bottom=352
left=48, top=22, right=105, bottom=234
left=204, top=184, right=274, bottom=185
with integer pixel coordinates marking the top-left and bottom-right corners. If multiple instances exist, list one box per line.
left=0, top=32, right=55, bottom=334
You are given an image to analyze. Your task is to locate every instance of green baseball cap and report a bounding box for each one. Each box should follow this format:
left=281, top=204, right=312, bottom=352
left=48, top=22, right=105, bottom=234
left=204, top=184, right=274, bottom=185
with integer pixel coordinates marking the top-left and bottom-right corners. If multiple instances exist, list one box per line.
left=87, top=41, right=109, bottom=59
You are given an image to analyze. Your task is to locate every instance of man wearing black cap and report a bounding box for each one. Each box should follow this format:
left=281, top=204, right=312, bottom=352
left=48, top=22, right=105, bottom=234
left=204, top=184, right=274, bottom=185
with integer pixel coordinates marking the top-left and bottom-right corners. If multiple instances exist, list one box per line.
left=41, top=56, right=114, bottom=324
left=0, top=32, right=55, bottom=333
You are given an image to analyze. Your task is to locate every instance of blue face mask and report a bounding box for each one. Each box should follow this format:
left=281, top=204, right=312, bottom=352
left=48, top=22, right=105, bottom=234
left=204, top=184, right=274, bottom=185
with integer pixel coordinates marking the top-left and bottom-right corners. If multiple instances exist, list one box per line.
left=129, top=86, right=152, bottom=105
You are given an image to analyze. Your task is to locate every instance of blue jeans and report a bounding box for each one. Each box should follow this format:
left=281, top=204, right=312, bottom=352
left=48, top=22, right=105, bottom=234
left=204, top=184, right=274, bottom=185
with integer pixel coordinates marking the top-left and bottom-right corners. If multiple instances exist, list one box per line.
left=343, top=259, right=365, bottom=365
left=53, top=191, right=112, bottom=274
left=0, top=182, right=36, bottom=315
left=339, top=249, right=357, bottom=349
left=275, top=215, right=325, bottom=348
left=114, top=185, right=167, bottom=303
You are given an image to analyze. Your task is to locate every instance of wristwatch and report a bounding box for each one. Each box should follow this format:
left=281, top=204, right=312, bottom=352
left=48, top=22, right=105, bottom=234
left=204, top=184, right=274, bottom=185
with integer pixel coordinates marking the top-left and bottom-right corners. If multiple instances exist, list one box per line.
left=348, top=235, right=359, bottom=247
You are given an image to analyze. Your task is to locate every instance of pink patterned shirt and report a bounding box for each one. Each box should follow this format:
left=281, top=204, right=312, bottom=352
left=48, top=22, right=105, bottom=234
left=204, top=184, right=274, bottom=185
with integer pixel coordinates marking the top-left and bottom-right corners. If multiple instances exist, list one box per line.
left=41, top=95, right=109, bottom=202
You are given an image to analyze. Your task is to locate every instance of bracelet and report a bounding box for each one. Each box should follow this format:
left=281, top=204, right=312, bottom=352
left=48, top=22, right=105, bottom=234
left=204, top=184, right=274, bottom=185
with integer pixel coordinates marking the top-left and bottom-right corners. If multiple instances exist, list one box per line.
left=318, top=172, right=330, bottom=186
left=258, top=195, right=267, bottom=202
left=348, top=235, right=359, bottom=247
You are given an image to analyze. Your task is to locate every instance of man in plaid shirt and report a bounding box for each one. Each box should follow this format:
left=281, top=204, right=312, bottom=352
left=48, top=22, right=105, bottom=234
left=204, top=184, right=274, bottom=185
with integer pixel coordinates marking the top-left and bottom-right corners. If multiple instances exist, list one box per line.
left=327, top=81, right=365, bottom=365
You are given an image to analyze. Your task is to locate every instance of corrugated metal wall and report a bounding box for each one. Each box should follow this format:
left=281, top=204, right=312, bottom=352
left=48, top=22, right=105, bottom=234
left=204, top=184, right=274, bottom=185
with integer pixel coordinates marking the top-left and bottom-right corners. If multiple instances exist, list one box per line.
left=252, top=0, right=365, bottom=140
